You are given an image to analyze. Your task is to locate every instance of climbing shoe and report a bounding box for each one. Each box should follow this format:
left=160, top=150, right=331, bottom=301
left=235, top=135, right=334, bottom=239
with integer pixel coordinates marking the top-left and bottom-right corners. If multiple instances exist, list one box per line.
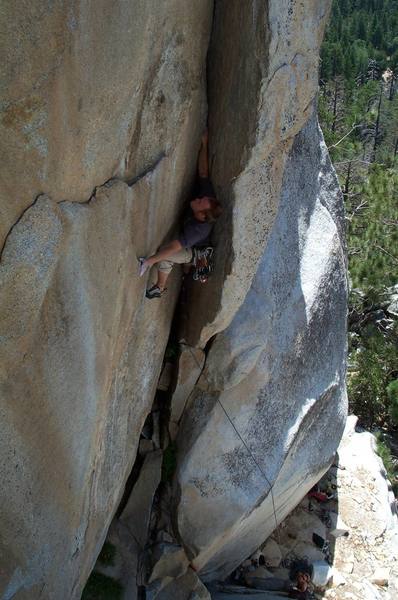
left=138, top=257, right=149, bottom=277
left=145, top=285, right=166, bottom=299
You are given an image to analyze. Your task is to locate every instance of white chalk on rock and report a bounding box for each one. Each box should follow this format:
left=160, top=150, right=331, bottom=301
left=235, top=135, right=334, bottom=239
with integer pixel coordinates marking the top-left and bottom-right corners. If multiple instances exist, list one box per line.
left=370, top=567, right=390, bottom=587
left=331, top=569, right=346, bottom=587
left=329, top=512, right=349, bottom=538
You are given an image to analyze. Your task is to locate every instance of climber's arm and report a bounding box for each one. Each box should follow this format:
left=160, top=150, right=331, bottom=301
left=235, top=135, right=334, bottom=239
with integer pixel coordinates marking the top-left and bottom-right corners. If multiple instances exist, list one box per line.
left=197, top=129, right=209, bottom=179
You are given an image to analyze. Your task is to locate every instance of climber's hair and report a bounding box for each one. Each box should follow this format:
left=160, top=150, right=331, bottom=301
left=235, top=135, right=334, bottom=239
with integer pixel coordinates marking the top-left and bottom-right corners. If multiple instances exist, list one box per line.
left=204, top=198, right=222, bottom=223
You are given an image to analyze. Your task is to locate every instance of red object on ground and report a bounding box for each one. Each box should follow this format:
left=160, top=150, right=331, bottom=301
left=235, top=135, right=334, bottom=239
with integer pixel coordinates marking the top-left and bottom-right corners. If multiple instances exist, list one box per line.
left=308, top=491, right=329, bottom=502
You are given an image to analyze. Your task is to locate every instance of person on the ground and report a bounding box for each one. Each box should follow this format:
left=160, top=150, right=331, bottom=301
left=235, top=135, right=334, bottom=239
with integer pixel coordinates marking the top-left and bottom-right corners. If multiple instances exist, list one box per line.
left=288, top=570, right=312, bottom=599
left=139, top=130, right=222, bottom=299
left=244, top=556, right=313, bottom=598
left=244, top=555, right=292, bottom=593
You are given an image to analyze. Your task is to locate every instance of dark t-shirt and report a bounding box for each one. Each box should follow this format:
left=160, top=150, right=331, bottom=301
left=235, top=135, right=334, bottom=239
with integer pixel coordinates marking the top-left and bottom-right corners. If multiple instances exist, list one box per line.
left=178, top=177, right=216, bottom=249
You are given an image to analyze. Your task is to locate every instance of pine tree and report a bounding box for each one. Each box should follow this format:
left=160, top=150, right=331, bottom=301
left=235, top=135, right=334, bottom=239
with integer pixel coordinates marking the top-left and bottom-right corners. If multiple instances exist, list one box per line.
left=319, top=0, right=398, bottom=429
left=372, top=24, right=383, bottom=50
left=357, top=13, right=368, bottom=41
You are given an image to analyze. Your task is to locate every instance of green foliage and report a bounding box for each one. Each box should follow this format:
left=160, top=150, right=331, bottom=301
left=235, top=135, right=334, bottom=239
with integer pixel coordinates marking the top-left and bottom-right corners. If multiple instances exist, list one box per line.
left=347, top=165, right=398, bottom=293
left=320, top=1, right=398, bottom=433
left=98, top=541, right=117, bottom=567
left=388, top=379, right=398, bottom=424
left=375, top=432, right=398, bottom=495
left=82, top=572, right=123, bottom=600
left=321, top=0, right=398, bottom=80
left=344, top=80, right=378, bottom=127
left=348, top=327, right=398, bottom=428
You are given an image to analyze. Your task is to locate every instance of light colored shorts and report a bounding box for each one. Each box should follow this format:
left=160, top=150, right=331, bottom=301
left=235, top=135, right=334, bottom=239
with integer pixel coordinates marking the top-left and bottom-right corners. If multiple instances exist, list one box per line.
left=158, top=247, right=193, bottom=275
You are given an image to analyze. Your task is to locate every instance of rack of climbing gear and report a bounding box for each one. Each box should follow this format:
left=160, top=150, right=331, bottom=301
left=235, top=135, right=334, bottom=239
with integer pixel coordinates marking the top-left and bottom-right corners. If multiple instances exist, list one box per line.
left=192, top=246, right=214, bottom=283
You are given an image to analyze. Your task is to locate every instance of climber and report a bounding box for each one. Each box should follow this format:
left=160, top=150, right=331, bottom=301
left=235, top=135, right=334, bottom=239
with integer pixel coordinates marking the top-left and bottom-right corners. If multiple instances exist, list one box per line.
left=244, top=554, right=292, bottom=592
left=288, top=560, right=313, bottom=599
left=243, top=556, right=313, bottom=599
left=138, top=130, right=222, bottom=299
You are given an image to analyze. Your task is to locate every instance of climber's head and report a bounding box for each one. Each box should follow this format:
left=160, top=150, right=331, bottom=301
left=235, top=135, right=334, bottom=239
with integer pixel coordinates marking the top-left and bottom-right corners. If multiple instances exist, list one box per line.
left=296, top=571, right=310, bottom=591
left=191, top=196, right=222, bottom=223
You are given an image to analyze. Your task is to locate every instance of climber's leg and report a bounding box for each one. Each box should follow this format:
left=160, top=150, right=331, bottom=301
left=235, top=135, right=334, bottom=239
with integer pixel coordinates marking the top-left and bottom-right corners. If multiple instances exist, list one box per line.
left=145, top=266, right=171, bottom=299
left=156, top=247, right=192, bottom=288
left=145, top=247, right=192, bottom=299
left=156, top=268, right=170, bottom=291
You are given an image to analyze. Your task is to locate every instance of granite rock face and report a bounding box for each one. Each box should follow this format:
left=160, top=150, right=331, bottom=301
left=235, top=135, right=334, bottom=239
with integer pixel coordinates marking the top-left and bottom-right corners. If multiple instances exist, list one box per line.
left=0, top=3, right=212, bottom=598
left=0, top=177, right=182, bottom=600
left=0, top=0, right=348, bottom=598
left=169, top=345, right=205, bottom=439
left=0, top=0, right=213, bottom=249
left=174, top=113, right=347, bottom=580
left=328, top=417, right=398, bottom=600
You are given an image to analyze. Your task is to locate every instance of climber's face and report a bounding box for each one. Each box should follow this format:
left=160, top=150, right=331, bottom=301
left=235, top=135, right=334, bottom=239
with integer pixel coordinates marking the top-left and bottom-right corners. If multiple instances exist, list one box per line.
left=190, top=196, right=212, bottom=221
left=296, top=572, right=310, bottom=591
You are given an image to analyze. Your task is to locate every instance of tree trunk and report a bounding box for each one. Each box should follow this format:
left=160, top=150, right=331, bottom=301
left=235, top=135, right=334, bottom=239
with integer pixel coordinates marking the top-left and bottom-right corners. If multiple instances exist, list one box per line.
left=389, top=73, right=395, bottom=101
left=344, top=160, right=352, bottom=196
left=372, top=84, right=383, bottom=161
left=332, top=78, right=339, bottom=133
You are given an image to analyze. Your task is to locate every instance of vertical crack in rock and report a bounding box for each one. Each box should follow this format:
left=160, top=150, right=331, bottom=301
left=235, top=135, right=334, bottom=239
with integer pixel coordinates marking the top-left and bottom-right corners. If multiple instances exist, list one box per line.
left=183, top=1, right=334, bottom=349
left=182, top=0, right=270, bottom=348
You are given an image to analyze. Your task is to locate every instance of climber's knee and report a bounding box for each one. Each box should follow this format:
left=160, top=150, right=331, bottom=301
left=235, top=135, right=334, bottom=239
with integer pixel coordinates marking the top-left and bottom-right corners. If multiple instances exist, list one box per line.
left=157, top=248, right=193, bottom=275
left=157, top=260, right=174, bottom=275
